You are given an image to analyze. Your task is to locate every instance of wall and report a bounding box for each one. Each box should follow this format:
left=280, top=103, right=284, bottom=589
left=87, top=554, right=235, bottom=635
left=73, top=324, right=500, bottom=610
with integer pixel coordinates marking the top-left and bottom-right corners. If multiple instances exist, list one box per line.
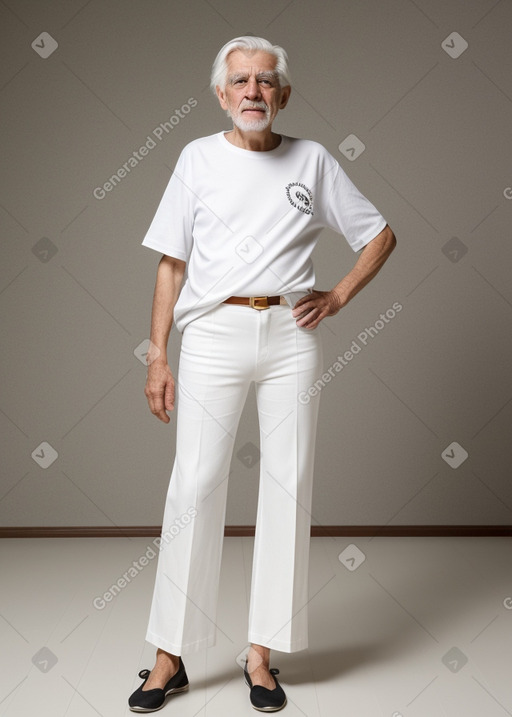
left=1, top=0, right=511, bottom=528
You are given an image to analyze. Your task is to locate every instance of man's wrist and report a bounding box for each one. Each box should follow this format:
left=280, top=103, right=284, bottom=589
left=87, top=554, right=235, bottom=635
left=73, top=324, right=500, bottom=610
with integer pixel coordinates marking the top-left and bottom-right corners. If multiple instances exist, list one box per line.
left=331, top=285, right=348, bottom=310
left=146, top=352, right=168, bottom=368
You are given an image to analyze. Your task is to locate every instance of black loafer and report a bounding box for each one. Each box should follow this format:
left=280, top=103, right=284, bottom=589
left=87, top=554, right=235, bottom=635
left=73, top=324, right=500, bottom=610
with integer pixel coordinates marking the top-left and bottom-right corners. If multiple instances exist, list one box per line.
left=128, top=657, right=189, bottom=712
left=243, top=658, right=287, bottom=712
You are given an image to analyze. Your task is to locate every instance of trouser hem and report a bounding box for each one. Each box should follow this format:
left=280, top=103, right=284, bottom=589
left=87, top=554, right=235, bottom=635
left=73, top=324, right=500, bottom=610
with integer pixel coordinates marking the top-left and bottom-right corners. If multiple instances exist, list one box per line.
left=247, top=632, right=308, bottom=653
left=145, top=630, right=215, bottom=656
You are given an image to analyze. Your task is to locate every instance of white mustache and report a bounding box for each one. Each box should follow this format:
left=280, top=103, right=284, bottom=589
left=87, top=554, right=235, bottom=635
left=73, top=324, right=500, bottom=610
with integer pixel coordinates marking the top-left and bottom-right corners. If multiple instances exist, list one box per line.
left=241, top=102, right=268, bottom=112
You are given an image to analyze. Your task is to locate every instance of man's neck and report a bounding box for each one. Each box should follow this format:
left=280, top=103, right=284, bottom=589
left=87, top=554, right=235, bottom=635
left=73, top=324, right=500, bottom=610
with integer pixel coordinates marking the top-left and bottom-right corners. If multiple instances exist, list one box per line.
left=224, top=127, right=282, bottom=152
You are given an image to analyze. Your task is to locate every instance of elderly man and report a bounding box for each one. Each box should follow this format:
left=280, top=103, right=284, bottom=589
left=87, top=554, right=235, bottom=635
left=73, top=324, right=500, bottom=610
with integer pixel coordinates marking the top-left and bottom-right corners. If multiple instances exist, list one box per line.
left=129, top=36, right=396, bottom=712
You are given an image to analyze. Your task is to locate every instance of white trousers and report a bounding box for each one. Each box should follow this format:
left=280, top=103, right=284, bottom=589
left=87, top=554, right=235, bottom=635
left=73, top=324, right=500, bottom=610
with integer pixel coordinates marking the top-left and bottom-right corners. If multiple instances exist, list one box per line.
left=146, top=302, right=323, bottom=655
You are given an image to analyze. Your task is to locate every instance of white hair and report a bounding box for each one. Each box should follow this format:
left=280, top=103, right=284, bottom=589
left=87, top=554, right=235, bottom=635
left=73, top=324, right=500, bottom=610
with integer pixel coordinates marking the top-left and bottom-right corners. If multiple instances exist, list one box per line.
left=210, top=36, right=291, bottom=94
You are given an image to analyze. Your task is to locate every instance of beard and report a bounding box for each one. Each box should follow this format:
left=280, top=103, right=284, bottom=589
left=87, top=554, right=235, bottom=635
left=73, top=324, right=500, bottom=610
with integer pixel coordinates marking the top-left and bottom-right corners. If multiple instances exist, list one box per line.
left=228, top=101, right=271, bottom=132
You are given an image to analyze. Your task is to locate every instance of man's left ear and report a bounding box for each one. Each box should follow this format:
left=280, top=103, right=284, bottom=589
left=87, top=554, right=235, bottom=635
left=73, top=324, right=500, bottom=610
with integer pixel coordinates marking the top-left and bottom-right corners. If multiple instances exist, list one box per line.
left=279, top=86, right=291, bottom=110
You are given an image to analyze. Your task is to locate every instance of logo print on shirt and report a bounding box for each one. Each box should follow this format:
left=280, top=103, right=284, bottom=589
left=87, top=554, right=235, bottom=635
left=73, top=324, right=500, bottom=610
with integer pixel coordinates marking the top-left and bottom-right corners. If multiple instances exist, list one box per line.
left=285, top=182, right=314, bottom=215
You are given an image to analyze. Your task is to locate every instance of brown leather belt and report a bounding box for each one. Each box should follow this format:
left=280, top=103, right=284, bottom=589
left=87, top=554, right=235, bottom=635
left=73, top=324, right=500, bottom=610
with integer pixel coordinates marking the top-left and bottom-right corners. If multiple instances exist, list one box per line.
left=223, top=295, right=283, bottom=310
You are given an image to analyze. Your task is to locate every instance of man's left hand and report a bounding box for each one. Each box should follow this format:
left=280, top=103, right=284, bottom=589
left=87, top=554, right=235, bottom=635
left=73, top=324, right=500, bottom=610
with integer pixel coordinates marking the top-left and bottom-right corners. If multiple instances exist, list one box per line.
left=292, top=290, right=342, bottom=330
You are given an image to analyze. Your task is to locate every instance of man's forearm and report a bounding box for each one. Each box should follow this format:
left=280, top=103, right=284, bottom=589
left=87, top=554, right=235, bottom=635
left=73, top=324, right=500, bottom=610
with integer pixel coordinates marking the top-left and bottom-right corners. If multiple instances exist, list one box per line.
left=291, top=224, right=396, bottom=330
left=333, top=224, right=396, bottom=308
left=147, top=255, right=186, bottom=365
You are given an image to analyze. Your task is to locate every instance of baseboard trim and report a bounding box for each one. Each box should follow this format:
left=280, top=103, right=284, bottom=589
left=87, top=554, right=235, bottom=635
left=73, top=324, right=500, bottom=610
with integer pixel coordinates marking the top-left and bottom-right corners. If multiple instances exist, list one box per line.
left=1, top=525, right=512, bottom=538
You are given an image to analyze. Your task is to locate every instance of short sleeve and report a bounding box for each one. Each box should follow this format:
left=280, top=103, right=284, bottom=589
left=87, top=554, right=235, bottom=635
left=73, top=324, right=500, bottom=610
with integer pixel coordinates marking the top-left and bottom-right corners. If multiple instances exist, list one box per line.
left=321, top=161, right=387, bottom=252
left=141, top=149, right=194, bottom=261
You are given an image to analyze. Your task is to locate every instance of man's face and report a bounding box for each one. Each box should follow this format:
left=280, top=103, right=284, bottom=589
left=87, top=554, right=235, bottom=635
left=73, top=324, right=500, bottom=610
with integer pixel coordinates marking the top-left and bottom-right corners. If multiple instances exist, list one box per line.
left=216, top=49, right=291, bottom=133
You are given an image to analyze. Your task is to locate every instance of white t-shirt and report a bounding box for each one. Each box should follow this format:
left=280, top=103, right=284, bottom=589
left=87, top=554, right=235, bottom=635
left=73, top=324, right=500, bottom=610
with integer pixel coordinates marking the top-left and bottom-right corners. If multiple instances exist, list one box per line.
left=142, top=131, right=387, bottom=333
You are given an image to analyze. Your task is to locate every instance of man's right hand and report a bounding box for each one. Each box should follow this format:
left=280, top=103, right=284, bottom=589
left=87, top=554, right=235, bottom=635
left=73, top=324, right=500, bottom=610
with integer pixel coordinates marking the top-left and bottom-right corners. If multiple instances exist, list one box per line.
left=144, top=359, right=176, bottom=423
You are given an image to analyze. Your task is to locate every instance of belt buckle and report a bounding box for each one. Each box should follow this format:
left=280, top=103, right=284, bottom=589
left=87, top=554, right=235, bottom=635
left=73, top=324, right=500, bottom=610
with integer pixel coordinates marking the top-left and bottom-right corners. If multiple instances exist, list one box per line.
left=250, top=296, right=270, bottom=310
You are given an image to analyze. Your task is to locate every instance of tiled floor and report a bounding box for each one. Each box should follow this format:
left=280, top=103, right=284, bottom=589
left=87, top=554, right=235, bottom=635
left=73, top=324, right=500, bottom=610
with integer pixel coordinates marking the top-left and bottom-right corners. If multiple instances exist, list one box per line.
left=1, top=535, right=511, bottom=716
